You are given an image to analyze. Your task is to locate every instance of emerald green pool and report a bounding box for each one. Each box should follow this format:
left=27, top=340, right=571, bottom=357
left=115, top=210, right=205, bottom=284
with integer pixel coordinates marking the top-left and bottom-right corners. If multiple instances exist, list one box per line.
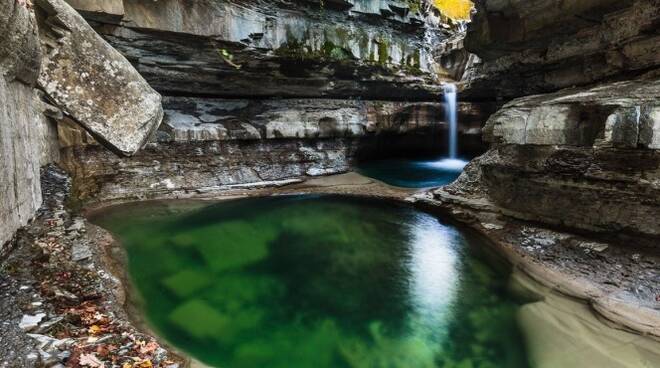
left=92, top=195, right=530, bottom=368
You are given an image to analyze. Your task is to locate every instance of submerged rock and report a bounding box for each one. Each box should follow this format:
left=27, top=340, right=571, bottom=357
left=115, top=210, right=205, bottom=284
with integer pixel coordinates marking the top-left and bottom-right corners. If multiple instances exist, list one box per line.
left=36, top=0, right=163, bottom=156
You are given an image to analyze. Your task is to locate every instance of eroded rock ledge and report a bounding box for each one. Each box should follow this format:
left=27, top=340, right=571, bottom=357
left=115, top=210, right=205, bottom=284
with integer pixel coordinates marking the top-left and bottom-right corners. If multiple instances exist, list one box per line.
left=58, top=98, right=462, bottom=204
left=438, top=78, right=660, bottom=241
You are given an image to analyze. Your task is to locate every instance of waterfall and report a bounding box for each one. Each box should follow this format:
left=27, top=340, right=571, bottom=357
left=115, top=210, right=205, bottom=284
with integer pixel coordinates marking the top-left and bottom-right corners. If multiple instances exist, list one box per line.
left=443, top=83, right=458, bottom=159
left=426, top=83, right=467, bottom=172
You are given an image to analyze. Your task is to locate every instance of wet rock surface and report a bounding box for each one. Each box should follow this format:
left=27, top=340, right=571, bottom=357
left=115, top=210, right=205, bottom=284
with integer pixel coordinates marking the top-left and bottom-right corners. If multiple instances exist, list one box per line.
left=413, top=191, right=660, bottom=338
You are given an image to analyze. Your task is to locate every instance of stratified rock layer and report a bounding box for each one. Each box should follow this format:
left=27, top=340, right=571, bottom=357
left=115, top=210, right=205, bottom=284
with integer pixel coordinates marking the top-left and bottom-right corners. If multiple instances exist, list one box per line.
left=36, top=0, right=163, bottom=156
left=59, top=99, right=464, bottom=203
left=462, top=0, right=660, bottom=99
left=435, top=77, right=660, bottom=242
left=79, top=0, right=447, bottom=99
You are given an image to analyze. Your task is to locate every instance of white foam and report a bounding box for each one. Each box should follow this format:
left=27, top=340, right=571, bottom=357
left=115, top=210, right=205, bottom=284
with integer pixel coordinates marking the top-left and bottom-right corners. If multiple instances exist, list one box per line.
left=422, top=158, right=468, bottom=171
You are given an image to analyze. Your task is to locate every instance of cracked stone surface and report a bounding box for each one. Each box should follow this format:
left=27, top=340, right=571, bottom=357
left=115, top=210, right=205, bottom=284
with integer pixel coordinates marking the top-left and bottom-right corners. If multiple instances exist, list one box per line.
left=36, top=0, right=163, bottom=156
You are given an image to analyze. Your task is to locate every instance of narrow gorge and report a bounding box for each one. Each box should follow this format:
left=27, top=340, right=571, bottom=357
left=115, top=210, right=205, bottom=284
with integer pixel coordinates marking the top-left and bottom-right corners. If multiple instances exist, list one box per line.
left=0, top=1, right=658, bottom=367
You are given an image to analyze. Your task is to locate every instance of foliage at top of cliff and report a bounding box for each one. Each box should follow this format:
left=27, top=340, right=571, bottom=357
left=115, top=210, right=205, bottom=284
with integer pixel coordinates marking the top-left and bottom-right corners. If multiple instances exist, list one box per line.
left=431, top=0, right=474, bottom=21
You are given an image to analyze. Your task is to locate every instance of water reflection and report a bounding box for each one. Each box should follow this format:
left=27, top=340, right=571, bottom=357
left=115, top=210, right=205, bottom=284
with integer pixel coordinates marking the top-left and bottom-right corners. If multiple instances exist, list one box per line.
left=407, top=213, right=459, bottom=324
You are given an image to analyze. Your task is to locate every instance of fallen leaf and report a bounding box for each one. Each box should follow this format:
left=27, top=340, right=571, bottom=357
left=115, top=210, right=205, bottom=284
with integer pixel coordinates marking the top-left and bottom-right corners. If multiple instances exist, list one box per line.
left=135, top=360, right=153, bottom=368
left=139, top=341, right=158, bottom=355
left=89, top=325, right=102, bottom=335
left=79, top=353, right=105, bottom=368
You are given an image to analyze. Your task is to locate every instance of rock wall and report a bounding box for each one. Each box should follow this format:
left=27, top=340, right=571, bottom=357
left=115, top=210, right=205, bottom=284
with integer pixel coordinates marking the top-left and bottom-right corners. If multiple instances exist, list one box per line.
left=74, top=0, right=449, bottom=100
left=50, top=0, right=493, bottom=205
left=427, top=0, right=660, bottom=246
left=435, top=77, right=660, bottom=244
left=1, top=0, right=165, bottom=252
left=60, top=99, right=458, bottom=203
left=461, top=0, right=660, bottom=99
left=0, top=1, right=59, bottom=253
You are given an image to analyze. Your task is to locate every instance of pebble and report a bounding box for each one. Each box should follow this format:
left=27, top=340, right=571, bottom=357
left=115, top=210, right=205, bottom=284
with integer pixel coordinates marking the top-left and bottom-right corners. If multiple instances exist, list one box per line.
left=71, top=242, right=93, bottom=262
left=19, top=313, right=46, bottom=332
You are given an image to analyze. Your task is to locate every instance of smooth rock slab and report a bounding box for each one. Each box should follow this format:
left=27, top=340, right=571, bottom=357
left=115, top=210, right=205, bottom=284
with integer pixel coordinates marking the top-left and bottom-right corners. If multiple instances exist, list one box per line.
left=36, top=0, right=163, bottom=156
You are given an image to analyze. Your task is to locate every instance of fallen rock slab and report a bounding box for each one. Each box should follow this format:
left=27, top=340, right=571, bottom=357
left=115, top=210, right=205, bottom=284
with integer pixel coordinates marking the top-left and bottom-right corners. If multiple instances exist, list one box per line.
left=36, top=0, right=162, bottom=156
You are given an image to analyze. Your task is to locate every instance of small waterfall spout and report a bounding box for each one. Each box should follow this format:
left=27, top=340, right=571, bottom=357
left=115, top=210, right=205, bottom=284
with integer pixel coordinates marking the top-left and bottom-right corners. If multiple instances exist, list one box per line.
left=443, top=83, right=458, bottom=159
left=428, top=83, right=467, bottom=173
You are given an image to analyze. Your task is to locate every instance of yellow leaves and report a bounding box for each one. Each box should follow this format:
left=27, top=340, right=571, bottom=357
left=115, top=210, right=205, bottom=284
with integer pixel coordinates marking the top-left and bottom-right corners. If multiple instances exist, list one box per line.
left=134, top=360, right=153, bottom=368
left=122, top=359, right=153, bottom=368
left=432, top=0, right=474, bottom=21
left=89, top=325, right=102, bottom=335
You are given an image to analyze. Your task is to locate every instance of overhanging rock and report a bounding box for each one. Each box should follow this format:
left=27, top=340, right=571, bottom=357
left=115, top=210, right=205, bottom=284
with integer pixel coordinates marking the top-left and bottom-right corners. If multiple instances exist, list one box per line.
left=36, top=0, right=162, bottom=156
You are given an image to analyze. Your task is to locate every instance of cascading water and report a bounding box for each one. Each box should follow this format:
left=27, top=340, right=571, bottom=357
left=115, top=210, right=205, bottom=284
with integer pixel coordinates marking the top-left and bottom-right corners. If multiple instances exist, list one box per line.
left=444, top=83, right=458, bottom=159
left=355, top=83, right=468, bottom=188
left=427, top=84, right=468, bottom=171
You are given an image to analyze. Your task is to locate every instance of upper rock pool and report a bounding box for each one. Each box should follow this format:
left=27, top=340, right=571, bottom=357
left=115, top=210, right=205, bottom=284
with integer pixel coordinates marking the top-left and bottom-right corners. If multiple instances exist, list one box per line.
left=90, top=195, right=659, bottom=368
left=356, top=157, right=468, bottom=188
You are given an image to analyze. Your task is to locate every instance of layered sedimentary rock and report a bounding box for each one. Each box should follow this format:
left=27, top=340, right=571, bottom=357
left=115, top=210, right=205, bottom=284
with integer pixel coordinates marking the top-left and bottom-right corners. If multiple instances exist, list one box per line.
left=461, top=0, right=660, bottom=99
left=36, top=0, right=163, bottom=156
left=61, top=99, right=455, bottom=203
left=426, top=0, right=660, bottom=246
left=433, top=77, right=660, bottom=243
left=0, top=0, right=59, bottom=252
left=69, top=0, right=448, bottom=99
left=52, top=0, right=487, bottom=204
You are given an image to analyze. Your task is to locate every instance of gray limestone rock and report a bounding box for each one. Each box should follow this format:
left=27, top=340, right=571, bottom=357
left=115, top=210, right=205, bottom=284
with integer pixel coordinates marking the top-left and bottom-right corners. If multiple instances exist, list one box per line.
left=462, top=0, right=660, bottom=99
left=0, top=0, right=58, bottom=250
left=35, top=0, right=163, bottom=156
left=483, top=78, right=660, bottom=148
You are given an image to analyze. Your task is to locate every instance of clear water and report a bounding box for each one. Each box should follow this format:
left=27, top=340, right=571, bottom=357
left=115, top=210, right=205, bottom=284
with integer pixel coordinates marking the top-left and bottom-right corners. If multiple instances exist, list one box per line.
left=356, top=157, right=468, bottom=188
left=92, top=195, right=529, bottom=368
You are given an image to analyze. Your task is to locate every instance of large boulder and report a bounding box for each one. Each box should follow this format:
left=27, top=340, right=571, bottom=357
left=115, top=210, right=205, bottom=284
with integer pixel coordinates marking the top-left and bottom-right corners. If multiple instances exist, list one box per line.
left=36, top=0, right=163, bottom=156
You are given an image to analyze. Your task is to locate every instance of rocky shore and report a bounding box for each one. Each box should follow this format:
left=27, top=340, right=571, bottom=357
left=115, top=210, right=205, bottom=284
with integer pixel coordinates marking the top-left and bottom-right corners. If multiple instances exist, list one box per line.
left=1, top=164, right=657, bottom=367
